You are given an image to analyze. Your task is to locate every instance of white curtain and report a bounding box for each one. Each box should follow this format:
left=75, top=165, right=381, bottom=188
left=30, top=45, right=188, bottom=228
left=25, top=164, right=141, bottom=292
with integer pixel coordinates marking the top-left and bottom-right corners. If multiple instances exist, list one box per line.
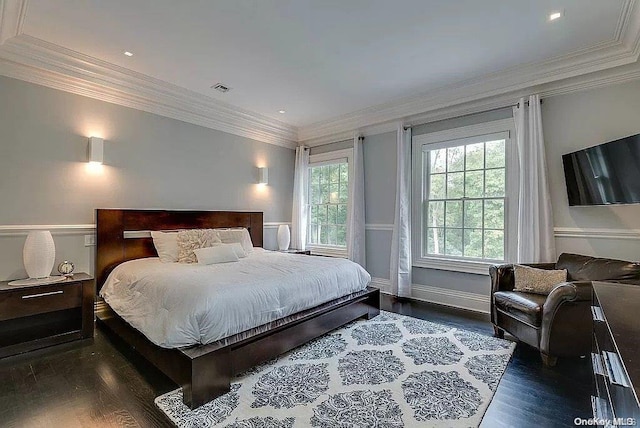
left=291, top=146, right=309, bottom=250
left=390, top=124, right=412, bottom=298
left=513, top=95, right=556, bottom=263
left=348, top=135, right=366, bottom=267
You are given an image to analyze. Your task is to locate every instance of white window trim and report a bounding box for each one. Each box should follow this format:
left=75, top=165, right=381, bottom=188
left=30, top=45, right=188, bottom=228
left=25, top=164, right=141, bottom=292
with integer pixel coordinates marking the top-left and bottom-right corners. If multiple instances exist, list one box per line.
left=411, top=118, right=518, bottom=276
left=307, top=148, right=353, bottom=258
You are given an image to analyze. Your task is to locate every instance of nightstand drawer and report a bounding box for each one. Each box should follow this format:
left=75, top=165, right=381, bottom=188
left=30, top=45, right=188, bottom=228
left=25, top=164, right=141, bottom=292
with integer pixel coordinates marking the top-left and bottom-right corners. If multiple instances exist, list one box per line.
left=0, top=283, right=82, bottom=321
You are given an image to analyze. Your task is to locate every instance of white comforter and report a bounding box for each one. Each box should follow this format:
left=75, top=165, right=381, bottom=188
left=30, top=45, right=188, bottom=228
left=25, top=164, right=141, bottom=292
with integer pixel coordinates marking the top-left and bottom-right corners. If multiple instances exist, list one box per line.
left=100, top=249, right=371, bottom=348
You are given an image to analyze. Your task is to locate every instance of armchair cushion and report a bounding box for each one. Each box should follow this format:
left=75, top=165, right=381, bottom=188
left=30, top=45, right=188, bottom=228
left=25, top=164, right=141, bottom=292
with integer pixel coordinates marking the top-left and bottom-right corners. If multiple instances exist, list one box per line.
left=556, top=253, right=640, bottom=282
left=494, top=291, right=547, bottom=327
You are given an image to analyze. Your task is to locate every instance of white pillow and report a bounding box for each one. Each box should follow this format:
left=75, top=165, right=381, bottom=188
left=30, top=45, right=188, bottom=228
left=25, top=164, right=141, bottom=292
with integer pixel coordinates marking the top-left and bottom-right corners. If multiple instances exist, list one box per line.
left=150, top=231, right=179, bottom=263
left=213, top=242, right=247, bottom=258
left=216, top=228, right=254, bottom=253
left=194, top=245, right=239, bottom=265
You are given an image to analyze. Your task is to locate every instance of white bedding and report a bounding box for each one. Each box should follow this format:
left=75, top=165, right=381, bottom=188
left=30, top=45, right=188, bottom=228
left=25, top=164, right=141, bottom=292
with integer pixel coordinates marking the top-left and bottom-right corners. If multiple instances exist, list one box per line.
left=100, top=249, right=371, bottom=348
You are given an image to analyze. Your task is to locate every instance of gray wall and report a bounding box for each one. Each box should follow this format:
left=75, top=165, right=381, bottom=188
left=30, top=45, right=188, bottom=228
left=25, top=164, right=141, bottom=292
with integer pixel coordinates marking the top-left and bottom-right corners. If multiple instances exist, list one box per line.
left=361, top=81, right=640, bottom=300
left=0, top=76, right=295, bottom=280
left=363, top=131, right=396, bottom=281
left=542, top=80, right=640, bottom=260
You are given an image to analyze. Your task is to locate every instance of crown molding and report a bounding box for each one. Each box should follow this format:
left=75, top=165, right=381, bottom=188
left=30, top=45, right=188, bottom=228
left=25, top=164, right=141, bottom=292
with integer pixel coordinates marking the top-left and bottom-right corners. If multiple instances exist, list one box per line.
left=0, top=0, right=27, bottom=45
left=0, top=35, right=298, bottom=149
left=621, top=0, right=640, bottom=56
left=299, top=0, right=640, bottom=142
left=2, top=3, right=640, bottom=148
left=302, top=59, right=640, bottom=147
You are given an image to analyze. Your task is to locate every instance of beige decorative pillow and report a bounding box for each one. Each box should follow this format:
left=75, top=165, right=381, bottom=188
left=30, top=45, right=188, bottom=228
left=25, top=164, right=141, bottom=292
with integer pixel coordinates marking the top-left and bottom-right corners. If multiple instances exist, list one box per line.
left=216, top=228, right=254, bottom=253
left=176, top=229, right=221, bottom=263
left=150, top=231, right=179, bottom=263
left=513, top=264, right=568, bottom=295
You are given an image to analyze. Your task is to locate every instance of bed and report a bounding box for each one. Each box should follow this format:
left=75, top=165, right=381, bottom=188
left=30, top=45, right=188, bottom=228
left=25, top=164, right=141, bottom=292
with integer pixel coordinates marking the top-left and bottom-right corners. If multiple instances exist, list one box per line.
left=95, top=209, right=380, bottom=409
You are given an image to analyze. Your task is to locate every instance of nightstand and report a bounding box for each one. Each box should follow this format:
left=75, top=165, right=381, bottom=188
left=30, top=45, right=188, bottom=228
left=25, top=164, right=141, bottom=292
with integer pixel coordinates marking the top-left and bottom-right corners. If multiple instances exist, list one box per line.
left=279, top=249, right=311, bottom=255
left=0, top=273, right=94, bottom=358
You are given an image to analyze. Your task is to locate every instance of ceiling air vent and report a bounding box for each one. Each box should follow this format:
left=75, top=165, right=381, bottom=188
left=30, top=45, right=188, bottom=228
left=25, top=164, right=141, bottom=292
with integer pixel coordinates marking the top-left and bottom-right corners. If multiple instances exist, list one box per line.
left=212, top=83, right=231, bottom=93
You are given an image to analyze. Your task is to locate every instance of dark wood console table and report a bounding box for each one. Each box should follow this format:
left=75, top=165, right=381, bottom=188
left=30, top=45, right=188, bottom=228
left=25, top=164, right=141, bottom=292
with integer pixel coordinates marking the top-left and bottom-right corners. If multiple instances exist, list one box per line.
left=591, top=281, right=640, bottom=426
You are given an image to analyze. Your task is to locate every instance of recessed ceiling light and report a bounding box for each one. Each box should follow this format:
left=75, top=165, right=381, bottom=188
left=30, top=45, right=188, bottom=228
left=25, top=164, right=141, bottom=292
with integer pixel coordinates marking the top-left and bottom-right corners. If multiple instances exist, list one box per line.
left=278, top=110, right=286, bottom=114
left=124, top=51, right=133, bottom=57
left=549, top=11, right=562, bottom=21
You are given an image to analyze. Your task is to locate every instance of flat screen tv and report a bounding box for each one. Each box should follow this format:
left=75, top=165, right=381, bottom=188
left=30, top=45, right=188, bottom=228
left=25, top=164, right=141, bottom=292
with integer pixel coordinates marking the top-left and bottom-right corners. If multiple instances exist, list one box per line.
left=562, top=133, right=640, bottom=206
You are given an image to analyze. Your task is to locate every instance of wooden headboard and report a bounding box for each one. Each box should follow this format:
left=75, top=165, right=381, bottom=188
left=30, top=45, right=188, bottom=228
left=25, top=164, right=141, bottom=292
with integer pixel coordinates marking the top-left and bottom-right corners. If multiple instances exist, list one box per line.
left=95, top=209, right=263, bottom=292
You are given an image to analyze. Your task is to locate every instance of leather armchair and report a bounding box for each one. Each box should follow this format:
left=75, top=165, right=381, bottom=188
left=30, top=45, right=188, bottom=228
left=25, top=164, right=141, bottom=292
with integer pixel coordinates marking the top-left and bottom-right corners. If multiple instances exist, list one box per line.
left=490, top=253, right=640, bottom=366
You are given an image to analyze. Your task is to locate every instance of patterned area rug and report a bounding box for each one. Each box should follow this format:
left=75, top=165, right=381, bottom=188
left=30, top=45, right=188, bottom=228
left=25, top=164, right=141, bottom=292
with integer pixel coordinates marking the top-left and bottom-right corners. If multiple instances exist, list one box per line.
left=155, top=311, right=515, bottom=427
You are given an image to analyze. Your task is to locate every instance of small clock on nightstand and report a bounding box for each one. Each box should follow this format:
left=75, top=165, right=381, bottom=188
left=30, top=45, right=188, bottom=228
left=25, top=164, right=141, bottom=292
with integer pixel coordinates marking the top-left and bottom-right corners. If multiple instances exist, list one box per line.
left=0, top=273, right=95, bottom=358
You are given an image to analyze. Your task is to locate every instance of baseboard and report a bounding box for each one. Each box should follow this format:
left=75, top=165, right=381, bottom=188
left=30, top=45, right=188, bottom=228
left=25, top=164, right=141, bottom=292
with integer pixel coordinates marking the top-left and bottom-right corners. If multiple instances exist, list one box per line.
left=369, top=277, right=392, bottom=294
left=369, top=278, right=489, bottom=314
left=411, top=284, right=490, bottom=314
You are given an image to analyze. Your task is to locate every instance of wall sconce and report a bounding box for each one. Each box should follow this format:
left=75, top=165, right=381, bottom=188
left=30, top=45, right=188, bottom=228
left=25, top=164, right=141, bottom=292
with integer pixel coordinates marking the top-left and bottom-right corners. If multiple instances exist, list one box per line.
left=88, top=136, right=104, bottom=164
left=258, top=167, right=268, bottom=185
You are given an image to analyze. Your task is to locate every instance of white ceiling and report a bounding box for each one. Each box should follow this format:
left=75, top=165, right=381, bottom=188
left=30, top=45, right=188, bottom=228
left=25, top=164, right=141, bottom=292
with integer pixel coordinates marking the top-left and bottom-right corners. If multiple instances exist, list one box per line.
left=20, top=0, right=628, bottom=128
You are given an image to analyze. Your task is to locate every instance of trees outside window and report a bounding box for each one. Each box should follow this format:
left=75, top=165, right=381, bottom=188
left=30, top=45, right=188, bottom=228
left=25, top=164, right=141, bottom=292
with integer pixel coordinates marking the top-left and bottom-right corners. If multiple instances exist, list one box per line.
left=308, top=162, right=348, bottom=247
left=412, top=119, right=518, bottom=275
left=307, top=148, right=353, bottom=257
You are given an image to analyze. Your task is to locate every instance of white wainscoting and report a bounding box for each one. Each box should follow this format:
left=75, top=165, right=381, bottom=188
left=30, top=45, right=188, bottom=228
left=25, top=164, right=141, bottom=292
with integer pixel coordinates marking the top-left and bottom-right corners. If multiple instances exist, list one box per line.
left=365, top=223, right=394, bottom=231
left=0, top=224, right=95, bottom=236
left=0, top=222, right=291, bottom=235
left=0, top=222, right=290, bottom=279
left=263, top=222, right=291, bottom=229
left=553, top=227, right=640, bottom=240
left=0, top=222, right=288, bottom=257
left=366, top=225, right=640, bottom=238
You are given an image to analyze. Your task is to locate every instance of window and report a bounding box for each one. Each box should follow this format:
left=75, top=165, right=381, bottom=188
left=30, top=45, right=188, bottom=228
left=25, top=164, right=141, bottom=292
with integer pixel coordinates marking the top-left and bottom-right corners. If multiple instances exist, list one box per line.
left=307, top=148, right=353, bottom=257
left=412, top=119, right=517, bottom=274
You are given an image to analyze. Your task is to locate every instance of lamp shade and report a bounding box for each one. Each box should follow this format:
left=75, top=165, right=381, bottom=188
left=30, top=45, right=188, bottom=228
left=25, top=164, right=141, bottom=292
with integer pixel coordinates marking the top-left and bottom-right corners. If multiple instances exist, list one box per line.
left=23, top=231, right=56, bottom=279
left=277, top=224, right=290, bottom=251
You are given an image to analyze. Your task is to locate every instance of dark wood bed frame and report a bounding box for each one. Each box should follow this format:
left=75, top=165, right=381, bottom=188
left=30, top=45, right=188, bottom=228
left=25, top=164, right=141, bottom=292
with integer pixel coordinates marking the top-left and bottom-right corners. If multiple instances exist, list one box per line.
left=95, top=209, right=380, bottom=409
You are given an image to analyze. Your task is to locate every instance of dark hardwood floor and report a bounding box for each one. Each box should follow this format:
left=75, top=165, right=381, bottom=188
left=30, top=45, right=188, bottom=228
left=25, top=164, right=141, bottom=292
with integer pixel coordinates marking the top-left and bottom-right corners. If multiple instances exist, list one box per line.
left=382, top=297, right=592, bottom=428
left=0, top=295, right=591, bottom=427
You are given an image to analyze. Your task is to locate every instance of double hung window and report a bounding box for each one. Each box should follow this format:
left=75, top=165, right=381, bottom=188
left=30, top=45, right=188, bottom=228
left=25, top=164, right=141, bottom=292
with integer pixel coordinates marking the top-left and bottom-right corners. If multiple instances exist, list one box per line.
left=307, top=149, right=353, bottom=257
left=412, top=119, right=517, bottom=274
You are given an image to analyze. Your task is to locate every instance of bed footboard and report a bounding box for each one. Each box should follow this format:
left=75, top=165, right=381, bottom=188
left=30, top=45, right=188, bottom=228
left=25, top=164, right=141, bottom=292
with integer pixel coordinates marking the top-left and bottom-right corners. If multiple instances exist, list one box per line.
left=97, top=287, right=380, bottom=409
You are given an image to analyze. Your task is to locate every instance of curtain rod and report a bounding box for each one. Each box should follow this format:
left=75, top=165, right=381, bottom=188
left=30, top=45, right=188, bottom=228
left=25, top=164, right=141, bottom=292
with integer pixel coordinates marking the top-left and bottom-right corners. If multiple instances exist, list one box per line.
left=403, top=98, right=543, bottom=130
